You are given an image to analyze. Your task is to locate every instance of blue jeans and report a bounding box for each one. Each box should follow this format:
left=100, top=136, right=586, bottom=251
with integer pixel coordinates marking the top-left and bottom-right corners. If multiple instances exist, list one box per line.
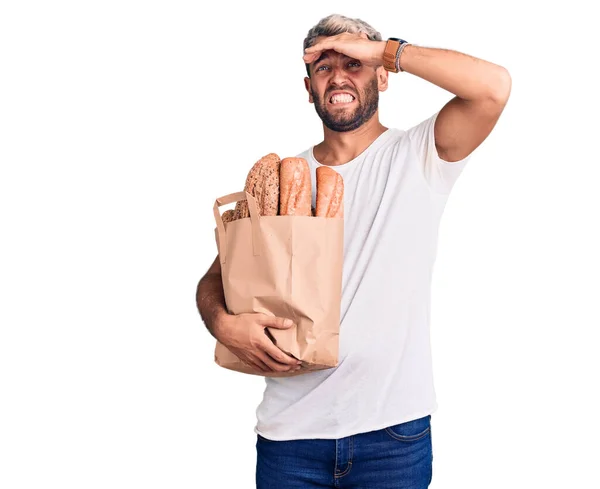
left=256, top=414, right=433, bottom=488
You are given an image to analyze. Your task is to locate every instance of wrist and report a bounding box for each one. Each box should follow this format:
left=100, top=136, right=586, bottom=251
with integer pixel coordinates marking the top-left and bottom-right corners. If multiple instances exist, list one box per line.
left=382, top=38, right=411, bottom=73
left=396, top=42, right=411, bottom=72
left=214, top=310, right=235, bottom=343
left=375, top=40, right=387, bottom=66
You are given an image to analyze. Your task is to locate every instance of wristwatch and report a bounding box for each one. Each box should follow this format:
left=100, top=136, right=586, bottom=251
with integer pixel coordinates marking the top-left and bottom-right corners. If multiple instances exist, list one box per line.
left=383, top=37, right=409, bottom=73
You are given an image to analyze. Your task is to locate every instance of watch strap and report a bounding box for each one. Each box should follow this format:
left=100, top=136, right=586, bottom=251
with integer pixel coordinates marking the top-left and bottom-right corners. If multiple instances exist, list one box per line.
left=383, top=39, right=401, bottom=73
left=383, top=37, right=408, bottom=73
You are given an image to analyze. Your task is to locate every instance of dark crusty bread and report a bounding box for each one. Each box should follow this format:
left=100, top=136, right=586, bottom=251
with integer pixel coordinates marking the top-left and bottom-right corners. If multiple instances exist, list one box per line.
left=221, top=209, right=236, bottom=223
left=279, top=157, right=312, bottom=216
left=234, top=153, right=280, bottom=219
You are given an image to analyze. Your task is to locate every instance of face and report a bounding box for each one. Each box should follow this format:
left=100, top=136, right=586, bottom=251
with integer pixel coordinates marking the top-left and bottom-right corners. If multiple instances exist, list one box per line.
left=304, top=42, right=387, bottom=132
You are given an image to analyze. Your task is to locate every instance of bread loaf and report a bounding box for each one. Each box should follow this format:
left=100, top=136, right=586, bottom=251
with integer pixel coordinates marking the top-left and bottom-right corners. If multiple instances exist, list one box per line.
left=234, top=153, right=280, bottom=219
left=315, top=166, right=344, bottom=218
left=279, top=157, right=312, bottom=216
left=222, top=209, right=236, bottom=223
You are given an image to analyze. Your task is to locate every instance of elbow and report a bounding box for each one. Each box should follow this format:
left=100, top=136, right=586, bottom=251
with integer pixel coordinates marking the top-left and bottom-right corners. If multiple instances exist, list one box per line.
left=489, top=67, right=512, bottom=106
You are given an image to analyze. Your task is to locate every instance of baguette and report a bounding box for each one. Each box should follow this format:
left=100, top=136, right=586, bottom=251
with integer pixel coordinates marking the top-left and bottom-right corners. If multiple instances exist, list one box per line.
left=315, top=166, right=344, bottom=218
left=234, top=153, right=280, bottom=219
left=279, top=157, right=312, bottom=216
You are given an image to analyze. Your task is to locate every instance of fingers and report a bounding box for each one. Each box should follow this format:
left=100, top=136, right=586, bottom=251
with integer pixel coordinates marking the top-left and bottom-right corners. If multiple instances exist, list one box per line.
left=303, top=55, right=314, bottom=63
left=255, top=349, right=300, bottom=372
left=252, top=358, right=271, bottom=373
left=260, top=338, right=301, bottom=367
left=241, top=356, right=270, bottom=373
left=242, top=314, right=302, bottom=373
left=258, top=315, right=301, bottom=366
left=304, top=32, right=365, bottom=55
left=259, top=314, right=294, bottom=330
left=303, top=32, right=368, bottom=64
left=303, top=51, right=318, bottom=63
left=304, top=40, right=329, bottom=60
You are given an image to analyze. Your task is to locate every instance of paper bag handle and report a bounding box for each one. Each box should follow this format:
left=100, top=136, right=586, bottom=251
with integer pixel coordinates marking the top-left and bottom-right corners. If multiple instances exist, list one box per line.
left=213, top=190, right=261, bottom=264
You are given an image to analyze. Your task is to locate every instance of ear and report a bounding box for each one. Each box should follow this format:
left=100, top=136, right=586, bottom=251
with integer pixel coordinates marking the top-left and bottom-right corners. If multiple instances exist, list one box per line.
left=376, top=66, right=389, bottom=92
left=304, top=77, right=314, bottom=103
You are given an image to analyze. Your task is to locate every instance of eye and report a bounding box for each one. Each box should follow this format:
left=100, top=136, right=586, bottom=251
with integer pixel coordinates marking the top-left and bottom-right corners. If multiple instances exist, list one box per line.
left=317, top=61, right=360, bottom=72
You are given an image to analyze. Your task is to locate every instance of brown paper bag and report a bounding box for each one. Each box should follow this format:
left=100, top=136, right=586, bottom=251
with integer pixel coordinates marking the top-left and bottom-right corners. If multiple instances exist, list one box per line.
left=212, top=190, right=343, bottom=377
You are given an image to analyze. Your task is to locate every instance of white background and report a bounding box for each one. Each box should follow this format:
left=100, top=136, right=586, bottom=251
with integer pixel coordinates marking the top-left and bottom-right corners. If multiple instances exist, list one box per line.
left=1, top=1, right=599, bottom=488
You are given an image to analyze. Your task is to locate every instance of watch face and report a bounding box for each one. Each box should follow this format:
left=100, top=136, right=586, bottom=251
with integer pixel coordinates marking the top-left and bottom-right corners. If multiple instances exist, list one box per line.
left=389, top=37, right=407, bottom=43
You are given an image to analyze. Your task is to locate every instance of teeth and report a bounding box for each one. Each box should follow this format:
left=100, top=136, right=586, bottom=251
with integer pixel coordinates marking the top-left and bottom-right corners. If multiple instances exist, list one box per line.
left=330, top=94, right=354, bottom=104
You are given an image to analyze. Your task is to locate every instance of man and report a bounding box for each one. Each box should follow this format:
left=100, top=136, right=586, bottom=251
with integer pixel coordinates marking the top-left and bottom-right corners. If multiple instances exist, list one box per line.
left=196, top=13, right=511, bottom=489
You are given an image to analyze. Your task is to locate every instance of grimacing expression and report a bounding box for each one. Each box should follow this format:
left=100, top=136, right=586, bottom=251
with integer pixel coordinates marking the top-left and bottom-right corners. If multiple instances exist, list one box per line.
left=308, top=52, right=380, bottom=132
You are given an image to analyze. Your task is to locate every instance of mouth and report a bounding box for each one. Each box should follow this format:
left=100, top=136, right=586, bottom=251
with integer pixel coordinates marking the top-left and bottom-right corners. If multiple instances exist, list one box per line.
left=328, top=92, right=356, bottom=107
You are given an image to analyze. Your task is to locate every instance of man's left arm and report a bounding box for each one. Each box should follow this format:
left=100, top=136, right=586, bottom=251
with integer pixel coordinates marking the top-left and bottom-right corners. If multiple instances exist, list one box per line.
left=393, top=44, right=512, bottom=162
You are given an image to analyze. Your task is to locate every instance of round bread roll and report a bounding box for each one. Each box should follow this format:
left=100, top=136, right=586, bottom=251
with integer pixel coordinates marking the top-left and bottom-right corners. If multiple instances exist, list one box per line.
left=234, top=153, right=281, bottom=219
left=221, top=209, right=236, bottom=223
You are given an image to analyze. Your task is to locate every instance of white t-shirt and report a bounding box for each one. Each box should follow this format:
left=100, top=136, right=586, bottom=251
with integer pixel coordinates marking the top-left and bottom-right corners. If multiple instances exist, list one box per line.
left=254, top=110, right=472, bottom=441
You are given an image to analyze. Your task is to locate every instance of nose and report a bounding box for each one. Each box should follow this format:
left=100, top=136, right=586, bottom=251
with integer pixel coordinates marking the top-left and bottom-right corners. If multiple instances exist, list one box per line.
left=329, top=64, right=350, bottom=85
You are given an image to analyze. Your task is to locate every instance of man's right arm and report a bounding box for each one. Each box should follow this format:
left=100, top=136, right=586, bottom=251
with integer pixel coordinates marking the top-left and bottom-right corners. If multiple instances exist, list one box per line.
left=195, top=254, right=303, bottom=373
left=195, top=255, right=230, bottom=342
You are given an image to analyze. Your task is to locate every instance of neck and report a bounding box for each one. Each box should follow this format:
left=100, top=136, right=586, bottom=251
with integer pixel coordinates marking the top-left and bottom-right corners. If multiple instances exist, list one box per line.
left=314, top=113, right=388, bottom=167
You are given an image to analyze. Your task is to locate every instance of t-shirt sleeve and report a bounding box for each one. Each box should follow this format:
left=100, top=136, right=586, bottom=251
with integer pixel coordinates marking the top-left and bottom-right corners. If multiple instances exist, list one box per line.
left=406, top=109, right=472, bottom=195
